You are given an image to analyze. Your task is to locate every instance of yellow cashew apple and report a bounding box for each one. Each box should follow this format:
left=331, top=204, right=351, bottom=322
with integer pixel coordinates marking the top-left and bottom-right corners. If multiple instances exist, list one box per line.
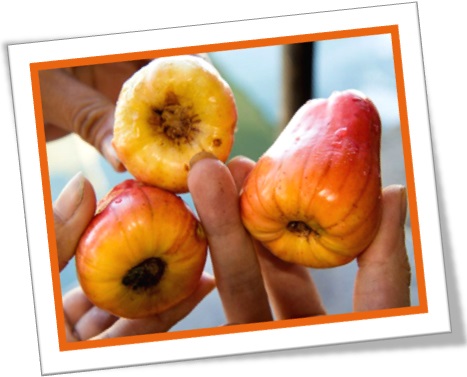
left=76, top=179, right=207, bottom=319
left=112, top=55, right=237, bottom=193
left=240, top=90, right=383, bottom=268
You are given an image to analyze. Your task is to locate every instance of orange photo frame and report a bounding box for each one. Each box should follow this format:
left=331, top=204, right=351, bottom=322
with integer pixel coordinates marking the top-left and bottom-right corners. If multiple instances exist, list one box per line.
left=30, top=24, right=427, bottom=352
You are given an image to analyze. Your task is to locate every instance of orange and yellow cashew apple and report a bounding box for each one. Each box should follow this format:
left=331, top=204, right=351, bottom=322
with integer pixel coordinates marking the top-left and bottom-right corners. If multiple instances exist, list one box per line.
left=240, top=90, right=383, bottom=268
left=75, top=179, right=208, bottom=319
left=112, top=55, right=237, bottom=193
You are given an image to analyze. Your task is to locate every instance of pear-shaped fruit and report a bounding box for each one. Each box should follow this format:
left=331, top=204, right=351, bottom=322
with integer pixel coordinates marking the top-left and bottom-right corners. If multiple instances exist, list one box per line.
left=240, top=90, right=383, bottom=268
left=112, top=55, right=237, bottom=193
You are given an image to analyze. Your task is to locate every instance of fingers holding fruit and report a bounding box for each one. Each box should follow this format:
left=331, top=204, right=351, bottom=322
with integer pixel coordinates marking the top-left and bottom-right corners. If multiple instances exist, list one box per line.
left=63, top=286, right=118, bottom=341
left=39, top=69, right=125, bottom=171
left=55, top=175, right=214, bottom=340
left=53, top=52, right=411, bottom=340
left=91, top=272, right=215, bottom=339
left=353, top=185, right=411, bottom=311
left=57, top=56, right=237, bottom=337
left=63, top=273, right=214, bottom=341
left=234, top=90, right=410, bottom=314
left=188, top=154, right=273, bottom=324
left=226, top=156, right=326, bottom=319
left=188, top=154, right=326, bottom=323
left=53, top=172, right=96, bottom=272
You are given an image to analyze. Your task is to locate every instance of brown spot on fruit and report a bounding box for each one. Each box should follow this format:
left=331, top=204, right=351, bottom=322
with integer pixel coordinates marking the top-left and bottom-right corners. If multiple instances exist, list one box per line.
left=213, top=138, right=222, bottom=147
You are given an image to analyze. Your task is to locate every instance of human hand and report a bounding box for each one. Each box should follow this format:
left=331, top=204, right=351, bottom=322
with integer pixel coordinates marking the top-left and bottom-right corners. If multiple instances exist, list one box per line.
left=54, top=173, right=215, bottom=341
left=188, top=154, right=411, bottom=324
left=39, top=61, right=150, bottom=171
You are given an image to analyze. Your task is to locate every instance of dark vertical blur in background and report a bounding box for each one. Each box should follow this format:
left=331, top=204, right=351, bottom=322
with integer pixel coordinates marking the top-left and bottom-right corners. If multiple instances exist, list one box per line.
left=281, top=42, right=314, bottom=129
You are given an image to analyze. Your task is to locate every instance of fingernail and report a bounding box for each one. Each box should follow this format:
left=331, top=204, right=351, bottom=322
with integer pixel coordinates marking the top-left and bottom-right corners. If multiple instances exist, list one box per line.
left=189, top=151, right=218, bottom=168
left=102, top=135, right=125, bottom=172
left=228, top=155, right=251, bottom=164
left=400, top=186, right=407, bottom=226
left=54, top=172, right=85, bottom=222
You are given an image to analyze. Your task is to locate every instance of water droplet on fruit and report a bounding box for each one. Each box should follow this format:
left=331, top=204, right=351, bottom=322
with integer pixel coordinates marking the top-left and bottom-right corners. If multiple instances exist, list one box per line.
left=318, top=188, right=336, bottom=202
left=334, top=127, right=347, bottom=138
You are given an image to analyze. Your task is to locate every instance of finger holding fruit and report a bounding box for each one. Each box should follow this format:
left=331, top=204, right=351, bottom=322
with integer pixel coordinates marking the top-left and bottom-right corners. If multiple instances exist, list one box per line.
left=40, top=61, right=150, bottom=171
left=188, top=152, right=410, bottom=324
left=237, top=89, right=410, bottom=310
left=52, top=54, right=237, bottom=340
left=54, top=174, right=215, bottom=341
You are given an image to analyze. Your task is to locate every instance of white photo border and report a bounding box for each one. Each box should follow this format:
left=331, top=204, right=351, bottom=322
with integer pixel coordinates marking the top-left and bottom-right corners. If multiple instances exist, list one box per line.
left=8, top=3, right=449, bottom=375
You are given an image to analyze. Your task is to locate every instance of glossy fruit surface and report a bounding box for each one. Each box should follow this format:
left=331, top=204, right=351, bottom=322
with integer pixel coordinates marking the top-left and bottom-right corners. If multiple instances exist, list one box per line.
left=240, top=90, right=383, bottom=268
left=112, top=55, right=237, bottom=193
left=76, top=179, right=207, bottom=318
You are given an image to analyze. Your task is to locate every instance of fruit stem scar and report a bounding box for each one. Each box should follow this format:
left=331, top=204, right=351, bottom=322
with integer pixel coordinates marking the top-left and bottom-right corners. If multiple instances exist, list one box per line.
left=122, top=257, right=166, bottom=291
left=287, top=221, right=314, bottom=238
left=148, top=91, right=200, bottom=143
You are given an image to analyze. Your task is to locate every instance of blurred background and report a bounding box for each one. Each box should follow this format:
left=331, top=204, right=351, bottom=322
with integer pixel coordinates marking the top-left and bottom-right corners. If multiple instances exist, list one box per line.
left=47, top=33, right=418, bottom=332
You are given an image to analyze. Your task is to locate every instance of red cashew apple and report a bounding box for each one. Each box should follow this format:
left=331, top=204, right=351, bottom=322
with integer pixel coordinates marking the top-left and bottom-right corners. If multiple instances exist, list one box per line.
left=75, top=179, right=208, bottom=319
left=112, top=55, right=237, bottom=193
left=240, top=90, right=383, bottom=268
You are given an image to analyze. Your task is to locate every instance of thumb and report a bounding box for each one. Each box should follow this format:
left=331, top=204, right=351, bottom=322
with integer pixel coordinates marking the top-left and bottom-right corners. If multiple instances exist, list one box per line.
left=53, top=173, right=96, bottom=271
left=353, top=185, right=411, bottom=311
left=39, top=69, right=124, bottom=171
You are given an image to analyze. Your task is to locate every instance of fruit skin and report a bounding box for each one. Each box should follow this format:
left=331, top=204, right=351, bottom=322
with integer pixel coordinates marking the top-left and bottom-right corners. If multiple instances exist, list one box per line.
left=112, top=55, right=237, bottom=193
left=240, top=90, right=383, bottom=268
left=75, top=179, right=207, bottom=319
